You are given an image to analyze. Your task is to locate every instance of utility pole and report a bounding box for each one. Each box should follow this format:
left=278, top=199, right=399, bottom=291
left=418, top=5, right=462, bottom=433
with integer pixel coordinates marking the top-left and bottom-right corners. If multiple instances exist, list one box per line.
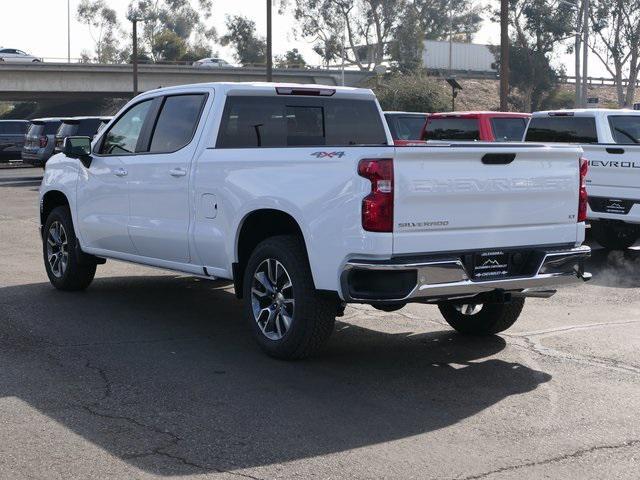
left=67, top=0, right=71, bottom=63
left=581, top=0, right=589, bottom=107
left=499, top=0, right=509, bottom=111
left=266, top=0, right=273, bottom=82
left=448, top=9, right=453, bottom=72
left=132, top=19, right=139, bottom=96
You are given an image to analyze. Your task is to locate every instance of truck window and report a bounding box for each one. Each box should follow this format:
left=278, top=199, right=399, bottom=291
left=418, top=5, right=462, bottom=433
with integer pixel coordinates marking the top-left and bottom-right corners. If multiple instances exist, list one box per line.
left=525, top=116, right=598, bottom=143
left=423, top=118, right=480, bottom=141
left=385, top=115, right=427, bottom=140
left=608, top=116, right=640, bottom=144
left=149, top=94, right=205, bottom=153
left=100, top=100, right=152, bottom=154
left=216, top=96, right=387, bottom=148
left=0, top=122, right=28, bottom=135
left=491, top=117, right=527, bottom=142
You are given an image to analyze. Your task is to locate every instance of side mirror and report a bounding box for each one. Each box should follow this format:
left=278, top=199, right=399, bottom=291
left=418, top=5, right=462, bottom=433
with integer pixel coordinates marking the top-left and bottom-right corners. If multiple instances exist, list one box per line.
left=64, top=136, right=92, bottom=167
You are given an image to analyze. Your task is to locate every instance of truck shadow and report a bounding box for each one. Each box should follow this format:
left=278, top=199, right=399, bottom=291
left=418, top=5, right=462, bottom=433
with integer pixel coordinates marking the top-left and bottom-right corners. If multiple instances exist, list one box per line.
left=0, top=275, right=551, bottom=476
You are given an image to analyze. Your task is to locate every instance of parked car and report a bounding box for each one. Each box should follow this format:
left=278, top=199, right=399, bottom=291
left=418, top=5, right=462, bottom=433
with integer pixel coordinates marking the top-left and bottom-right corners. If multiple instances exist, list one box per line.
left=193, top=57, right=233, bottom=68
left=39, top=82, right=590, bottom=359
left=525, top=109, right=640, bottom=250
left=0, top=48, right=42, bottom=63
left=384, top=111, right=429, bottom=145
left=0, top=120, right=29, bottom=161
left=22, top=118, right=63, bottom=167
left=54, top=117, right=113, bottom=154
left=422, top=112, right=531, bottom=142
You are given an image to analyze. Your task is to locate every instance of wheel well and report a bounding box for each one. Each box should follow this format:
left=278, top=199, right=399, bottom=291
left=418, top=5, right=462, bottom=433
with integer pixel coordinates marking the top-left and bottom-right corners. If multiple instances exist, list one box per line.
left=234, top=209, right=307, bottom=298
left=41, top=190, right=69, bottom=232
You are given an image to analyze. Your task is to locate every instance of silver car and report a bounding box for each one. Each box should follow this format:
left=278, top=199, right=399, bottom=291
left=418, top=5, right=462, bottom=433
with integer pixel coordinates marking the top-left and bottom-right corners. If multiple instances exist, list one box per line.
left=22, top=118, right=63, bottom=167
left=192, top=57, right=233, bottom=68
left=0, top=48, right=42, bottom=63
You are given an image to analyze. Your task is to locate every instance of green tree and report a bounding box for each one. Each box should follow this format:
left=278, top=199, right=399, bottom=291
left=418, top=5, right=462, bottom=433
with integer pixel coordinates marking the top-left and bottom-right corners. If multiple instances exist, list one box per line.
left=275, top=48, right=307, bottom=68
left=497, top=0, right=574, bottom=111
left=590, top=0, right=640, bottom=106
left=77, top=0, right=121, bottom=63
left=220, top=15, right=266, bottom=66
left=127, top=0, right=216, bottom=62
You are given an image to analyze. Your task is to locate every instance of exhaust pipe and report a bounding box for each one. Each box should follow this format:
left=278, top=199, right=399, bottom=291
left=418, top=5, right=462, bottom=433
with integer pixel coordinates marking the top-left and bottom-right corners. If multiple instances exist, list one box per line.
left=513, top=289, right=557, bottom=299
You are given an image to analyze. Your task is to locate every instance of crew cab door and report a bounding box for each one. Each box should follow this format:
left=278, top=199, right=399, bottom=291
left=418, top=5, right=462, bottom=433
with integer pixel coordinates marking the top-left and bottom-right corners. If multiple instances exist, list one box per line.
left=124, top=93, right=208, bottom=263
left=76, top=99, right=154, bottom=254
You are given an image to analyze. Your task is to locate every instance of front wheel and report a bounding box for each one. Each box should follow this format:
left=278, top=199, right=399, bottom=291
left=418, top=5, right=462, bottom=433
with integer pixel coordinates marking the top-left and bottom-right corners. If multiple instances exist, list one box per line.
left=438, top=298, right=525, bottom=335
left=43, top=206, right=96, bottom=291
left=591, top=221, right=639, bottom=251
left=243, top=235, right=337, bottom=359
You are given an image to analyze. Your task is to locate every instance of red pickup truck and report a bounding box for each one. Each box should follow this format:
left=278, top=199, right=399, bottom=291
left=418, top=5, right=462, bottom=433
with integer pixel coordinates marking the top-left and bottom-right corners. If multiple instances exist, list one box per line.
left=421, top=111, right=531, bottom=142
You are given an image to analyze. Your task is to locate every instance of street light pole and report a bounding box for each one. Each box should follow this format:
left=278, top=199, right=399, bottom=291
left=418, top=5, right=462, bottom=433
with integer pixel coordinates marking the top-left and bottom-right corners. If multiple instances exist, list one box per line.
left=67, top=0, right=71, bottom=63
left=581, top=0, right=589, bottom=107
left=266, top=0, right=273, bottom=82
left=499, top=0, right=509, bottom=111
left=132, top=19, right=139, bottom=96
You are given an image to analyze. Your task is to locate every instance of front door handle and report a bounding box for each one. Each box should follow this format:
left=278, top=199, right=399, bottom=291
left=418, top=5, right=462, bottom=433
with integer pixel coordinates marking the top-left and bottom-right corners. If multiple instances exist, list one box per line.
left=113, top=167, right=128, bottom=177
left=169, top=167, right=187, bottom=177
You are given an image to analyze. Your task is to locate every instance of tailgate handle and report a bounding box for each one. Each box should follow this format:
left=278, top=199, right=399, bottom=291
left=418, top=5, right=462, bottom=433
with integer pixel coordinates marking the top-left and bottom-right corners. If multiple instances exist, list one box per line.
left=606, top=147, right=625, bottom=154
left=482, top=153, right=516, bottom=165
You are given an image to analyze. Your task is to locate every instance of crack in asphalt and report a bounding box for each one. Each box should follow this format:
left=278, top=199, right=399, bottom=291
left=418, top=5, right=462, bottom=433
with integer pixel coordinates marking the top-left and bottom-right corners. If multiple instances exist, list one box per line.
left=506, top=321, right=640, bottom=375
left=455, top=439, right=640, bottom=480
left=81, top=359, right=266, bottom=480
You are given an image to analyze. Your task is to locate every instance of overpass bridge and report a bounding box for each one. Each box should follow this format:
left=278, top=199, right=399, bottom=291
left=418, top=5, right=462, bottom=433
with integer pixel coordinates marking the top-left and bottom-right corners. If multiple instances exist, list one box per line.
left=0, top=63, right=373, bottom=102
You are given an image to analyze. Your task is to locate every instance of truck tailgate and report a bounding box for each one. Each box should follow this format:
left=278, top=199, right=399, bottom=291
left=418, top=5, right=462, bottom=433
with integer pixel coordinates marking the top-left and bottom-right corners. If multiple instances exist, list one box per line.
left=392, top=144, right=582, bottom=254
left=583, top=144, right=640, bottom=199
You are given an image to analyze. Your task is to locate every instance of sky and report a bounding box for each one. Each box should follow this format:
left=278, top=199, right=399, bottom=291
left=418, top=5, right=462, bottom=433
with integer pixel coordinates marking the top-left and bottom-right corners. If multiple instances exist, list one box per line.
left=0, top=0, right=607, bottom=77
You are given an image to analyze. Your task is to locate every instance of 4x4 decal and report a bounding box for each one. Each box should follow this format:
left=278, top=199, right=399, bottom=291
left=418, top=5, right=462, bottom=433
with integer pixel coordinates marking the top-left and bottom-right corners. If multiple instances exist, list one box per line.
left=310, top=151, right=345, bottom=158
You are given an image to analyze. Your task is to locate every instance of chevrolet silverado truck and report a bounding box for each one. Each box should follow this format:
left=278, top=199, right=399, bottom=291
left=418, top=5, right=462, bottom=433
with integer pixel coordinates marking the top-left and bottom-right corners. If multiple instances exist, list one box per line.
left=525, top=109, right=640, bottom=250
left=39, top=82, right=591, bottom=359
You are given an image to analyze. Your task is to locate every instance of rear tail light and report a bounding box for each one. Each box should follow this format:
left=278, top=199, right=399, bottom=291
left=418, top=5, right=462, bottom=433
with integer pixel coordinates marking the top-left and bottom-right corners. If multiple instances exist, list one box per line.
left=39, top=136, right=48, bottom=148
left=358, top=158, right=394, bottom=232
left=578, top=157, right=588, bottom=222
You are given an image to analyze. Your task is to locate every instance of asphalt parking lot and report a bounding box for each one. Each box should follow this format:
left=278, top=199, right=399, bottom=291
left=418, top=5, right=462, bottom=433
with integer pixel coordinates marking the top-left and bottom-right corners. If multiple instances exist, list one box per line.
left=1, top=165, right=639, bottom=479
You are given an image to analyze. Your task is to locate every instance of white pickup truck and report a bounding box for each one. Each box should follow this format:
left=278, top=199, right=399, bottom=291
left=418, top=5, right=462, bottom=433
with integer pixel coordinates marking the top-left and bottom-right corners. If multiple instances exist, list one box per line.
left=40, top=82, right=590, bottom=359
left=525, top=109, right=640, bottom=250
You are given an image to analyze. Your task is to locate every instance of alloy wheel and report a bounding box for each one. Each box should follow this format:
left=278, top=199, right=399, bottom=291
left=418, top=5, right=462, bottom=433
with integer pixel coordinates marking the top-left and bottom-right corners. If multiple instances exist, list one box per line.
left=251, top=258, right=295, bottom=340
left=46, top=221, right=68, bottom=278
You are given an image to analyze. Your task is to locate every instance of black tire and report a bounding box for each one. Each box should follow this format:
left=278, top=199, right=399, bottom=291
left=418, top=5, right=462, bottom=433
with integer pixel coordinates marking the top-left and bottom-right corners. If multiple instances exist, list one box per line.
left=438, top=298, right=525, bottom=335
left=242, top=235, right=337, bottom=360
left=43, top=206, right=96, bottom=291
left=591, top=221, right=639, bottom=251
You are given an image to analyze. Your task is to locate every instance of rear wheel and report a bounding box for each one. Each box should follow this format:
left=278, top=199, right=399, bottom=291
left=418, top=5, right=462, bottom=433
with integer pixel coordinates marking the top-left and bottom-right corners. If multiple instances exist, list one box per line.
left=591, top=221, right=639, bottom=250
left=243, top=235, right=337, bottom=359
left=438, top=298, right=525, bottom=335
left=43, top=206, right=96, bottom=291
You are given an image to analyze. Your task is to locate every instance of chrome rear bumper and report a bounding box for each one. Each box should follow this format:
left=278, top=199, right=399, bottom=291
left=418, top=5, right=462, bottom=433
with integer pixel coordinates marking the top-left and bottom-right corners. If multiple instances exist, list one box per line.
left=341, top=245, right=591, bottom=303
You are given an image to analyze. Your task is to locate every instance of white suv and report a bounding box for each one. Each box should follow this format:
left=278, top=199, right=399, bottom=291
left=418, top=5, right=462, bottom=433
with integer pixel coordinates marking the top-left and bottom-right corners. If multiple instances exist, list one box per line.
left=39, top=82, right=590, bottom=358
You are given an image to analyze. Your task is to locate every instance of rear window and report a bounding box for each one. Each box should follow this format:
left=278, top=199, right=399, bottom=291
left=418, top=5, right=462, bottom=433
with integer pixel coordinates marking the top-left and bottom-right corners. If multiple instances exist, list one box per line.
left=491, top=117, right=527, bottom=142
left=385, top=115, right=427, bottom=140
left=0, top=121, right=28, bottom=135
left=29, top=121, right=62, bottom=136
left=609, top=116, right=640, bottom=144
left=56, top=122, right=78, bottom=138
left=149, top=94, right=206, bottom=153
left=525, top=116, right=598, bottom=143
left=217, top=96, right=387, bottom=148
left=77, top=118, right=103, bottom=136
left=423, top=118, right=480, bottom=141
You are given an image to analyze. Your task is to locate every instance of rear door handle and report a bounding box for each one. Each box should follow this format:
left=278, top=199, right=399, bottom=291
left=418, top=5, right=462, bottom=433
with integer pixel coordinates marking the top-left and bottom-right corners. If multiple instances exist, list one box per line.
left=169, top=167, right=187, bottom=177
left=113, top=168, right=128, bottom=177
